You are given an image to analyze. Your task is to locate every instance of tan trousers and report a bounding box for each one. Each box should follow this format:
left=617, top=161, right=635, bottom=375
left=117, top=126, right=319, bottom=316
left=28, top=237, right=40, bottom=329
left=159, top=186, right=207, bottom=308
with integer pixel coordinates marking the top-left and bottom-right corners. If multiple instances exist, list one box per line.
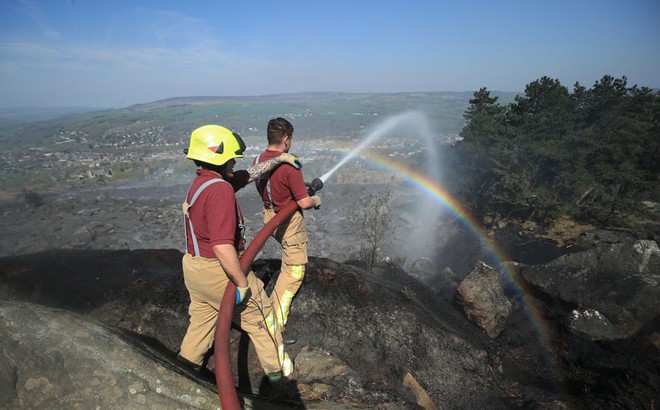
left=179, top=253, right=287, bottom=376
left=264, top=207, right=308, bottom=328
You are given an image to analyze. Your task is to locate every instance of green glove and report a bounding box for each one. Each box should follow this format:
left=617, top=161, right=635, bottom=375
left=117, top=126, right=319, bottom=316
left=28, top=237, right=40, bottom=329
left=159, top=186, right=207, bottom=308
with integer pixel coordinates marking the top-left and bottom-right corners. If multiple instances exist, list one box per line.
left=279, top=153, right=302, bottom=169
left=236, top=286, right=251, bottom=305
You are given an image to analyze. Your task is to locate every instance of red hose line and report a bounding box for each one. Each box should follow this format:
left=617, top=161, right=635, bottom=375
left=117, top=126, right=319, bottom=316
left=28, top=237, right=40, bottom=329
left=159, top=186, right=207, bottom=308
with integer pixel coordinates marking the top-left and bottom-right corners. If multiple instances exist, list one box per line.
left=215, top=201, right=300, bottom=409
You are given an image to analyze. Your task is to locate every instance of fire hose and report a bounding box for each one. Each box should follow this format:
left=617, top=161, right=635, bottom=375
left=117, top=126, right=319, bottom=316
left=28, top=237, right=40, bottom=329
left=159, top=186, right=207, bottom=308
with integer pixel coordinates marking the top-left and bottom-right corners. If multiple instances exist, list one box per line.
left=214, top=178, right=323, bottom=409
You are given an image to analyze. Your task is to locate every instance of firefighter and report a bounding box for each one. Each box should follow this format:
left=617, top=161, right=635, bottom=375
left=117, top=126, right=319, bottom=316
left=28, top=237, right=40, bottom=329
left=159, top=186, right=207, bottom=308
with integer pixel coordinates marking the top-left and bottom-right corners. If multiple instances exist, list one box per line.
left=178, top=124, right=299, bottom=381
left=254, top=117, right=321, bottom=344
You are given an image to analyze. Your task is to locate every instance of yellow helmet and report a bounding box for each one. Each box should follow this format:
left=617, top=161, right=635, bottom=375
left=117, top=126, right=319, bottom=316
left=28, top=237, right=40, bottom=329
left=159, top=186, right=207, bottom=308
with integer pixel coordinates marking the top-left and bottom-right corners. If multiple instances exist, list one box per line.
left=185, top=124, right=246, bottom=166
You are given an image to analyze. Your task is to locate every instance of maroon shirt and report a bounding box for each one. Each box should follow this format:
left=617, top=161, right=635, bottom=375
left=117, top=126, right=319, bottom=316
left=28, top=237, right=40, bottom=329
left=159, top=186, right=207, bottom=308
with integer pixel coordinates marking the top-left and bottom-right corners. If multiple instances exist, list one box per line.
left=185, top=169, right=250, bottom=258
left=254, top=149, right=308, bottom=212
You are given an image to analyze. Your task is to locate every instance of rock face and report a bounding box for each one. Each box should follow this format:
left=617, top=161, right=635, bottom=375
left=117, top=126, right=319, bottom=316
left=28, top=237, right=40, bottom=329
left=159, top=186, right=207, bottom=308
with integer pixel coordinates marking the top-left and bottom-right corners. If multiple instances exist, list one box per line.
left=518, top=239, right=660, bottom=339
left=454, top=261, right=512, bottom=338
left=0, top=300, right=220, bottom=409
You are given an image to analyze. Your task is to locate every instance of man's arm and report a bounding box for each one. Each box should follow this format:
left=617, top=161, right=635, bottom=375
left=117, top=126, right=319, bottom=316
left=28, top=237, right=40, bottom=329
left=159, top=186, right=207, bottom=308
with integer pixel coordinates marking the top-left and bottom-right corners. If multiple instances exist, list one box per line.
left=246, top=153, right=301, bottom=182
left=296, top=195, right=320, bottom=210
left=289, top=167, right=321, bottom=209
left=213, top=244, right=248, bottom=288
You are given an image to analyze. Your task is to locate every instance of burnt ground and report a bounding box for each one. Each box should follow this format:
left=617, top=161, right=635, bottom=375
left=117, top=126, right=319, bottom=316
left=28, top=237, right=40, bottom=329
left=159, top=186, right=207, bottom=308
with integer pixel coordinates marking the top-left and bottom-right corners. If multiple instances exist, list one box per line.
left=1, top=246, right=658, bottom=409
left=1, top=181, right=658, bottom=408
left=1, top=249, right=506, bottom=408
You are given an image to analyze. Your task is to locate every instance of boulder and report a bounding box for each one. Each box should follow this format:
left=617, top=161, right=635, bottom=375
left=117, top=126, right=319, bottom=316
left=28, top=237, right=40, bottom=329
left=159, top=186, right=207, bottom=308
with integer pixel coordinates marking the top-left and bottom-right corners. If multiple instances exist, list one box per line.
left=427, top=266, right=462, bottom=303
left=454, top=261, right=512, bottom=338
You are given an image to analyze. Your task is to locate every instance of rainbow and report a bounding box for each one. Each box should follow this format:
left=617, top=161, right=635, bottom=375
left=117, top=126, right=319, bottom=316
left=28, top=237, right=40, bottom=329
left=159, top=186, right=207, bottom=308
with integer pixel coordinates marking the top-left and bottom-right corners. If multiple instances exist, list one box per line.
left=339, top=149, right=564, bottom=395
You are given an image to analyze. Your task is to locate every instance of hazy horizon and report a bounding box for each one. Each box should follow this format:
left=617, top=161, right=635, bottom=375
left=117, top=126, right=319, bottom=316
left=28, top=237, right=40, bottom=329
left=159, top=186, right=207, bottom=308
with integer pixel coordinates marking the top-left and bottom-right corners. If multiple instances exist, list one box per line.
left=0, top=89, right=519, bottom=111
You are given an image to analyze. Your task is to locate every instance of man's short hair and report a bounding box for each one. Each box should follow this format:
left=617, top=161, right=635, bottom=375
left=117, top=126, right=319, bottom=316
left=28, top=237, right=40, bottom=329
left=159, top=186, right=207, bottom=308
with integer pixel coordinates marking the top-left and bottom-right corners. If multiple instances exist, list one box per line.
left=267, top=117, right=294, bottom=145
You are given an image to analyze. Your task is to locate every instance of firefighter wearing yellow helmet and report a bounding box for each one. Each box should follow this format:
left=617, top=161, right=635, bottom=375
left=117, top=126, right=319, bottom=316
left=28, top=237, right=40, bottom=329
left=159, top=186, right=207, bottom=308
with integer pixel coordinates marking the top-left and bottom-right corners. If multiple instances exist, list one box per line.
left=185, top=124, right=247, bottom=166
left=178, top=124, right=297, bottom=382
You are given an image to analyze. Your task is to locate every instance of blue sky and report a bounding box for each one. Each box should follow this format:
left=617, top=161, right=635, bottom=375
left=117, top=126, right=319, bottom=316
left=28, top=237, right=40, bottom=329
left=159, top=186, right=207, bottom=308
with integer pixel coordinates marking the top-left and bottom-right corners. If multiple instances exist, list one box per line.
left=1, top=0, right=658, bottom=108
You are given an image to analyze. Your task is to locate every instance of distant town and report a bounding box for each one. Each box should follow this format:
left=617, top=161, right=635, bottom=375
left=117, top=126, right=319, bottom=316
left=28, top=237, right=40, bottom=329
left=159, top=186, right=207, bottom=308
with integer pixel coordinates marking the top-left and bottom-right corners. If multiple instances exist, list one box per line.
left=0, top=91, right=477, bottom=199
left=0, top=122, right=460, bottom=199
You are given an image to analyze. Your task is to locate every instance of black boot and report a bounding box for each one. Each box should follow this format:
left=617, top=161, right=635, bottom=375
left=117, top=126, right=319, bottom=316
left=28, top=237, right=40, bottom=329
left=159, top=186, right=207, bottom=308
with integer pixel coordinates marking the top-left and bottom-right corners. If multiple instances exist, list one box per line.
left=177, top=353, right=215, bottom=382
left=283, top=333, right=298, bottom=346
left=258, top=375, right=303, bottom=406
left=177, top=353, right=203, bottom=372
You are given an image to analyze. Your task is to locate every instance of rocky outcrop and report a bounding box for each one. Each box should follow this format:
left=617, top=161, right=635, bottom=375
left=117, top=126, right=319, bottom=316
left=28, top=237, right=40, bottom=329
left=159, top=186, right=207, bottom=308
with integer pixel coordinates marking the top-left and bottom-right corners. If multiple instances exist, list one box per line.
left=518, top=239, right=660, bottom=340
left=567, top=308, right=626, bottom=341
left=0, top=300, right=220, bottom=409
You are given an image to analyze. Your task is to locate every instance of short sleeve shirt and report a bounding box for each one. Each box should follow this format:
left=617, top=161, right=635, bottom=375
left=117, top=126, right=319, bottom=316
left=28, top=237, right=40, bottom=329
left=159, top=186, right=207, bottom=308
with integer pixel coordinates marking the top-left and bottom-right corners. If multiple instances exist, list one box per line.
left=254, top=149, right=308, bottom=212
left=185, top=169, right=247, bottom=258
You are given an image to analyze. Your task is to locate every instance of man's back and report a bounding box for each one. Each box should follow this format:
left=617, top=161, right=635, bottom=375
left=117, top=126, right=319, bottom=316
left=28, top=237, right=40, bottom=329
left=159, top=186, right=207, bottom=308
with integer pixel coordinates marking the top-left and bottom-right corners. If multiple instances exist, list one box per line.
left=255, top=149, right=308, bottom=212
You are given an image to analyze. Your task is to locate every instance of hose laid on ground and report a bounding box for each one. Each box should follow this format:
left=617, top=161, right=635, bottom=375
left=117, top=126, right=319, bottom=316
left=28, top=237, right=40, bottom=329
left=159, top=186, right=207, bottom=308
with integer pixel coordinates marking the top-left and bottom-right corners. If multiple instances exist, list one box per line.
left=214, top=200, right=300, bottom=409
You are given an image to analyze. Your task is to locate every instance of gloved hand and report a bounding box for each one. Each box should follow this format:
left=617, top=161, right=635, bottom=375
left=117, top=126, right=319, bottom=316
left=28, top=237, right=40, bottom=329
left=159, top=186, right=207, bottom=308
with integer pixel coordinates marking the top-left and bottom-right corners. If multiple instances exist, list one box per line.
left=236, top=286, right=251, bottom=305
left=311, top=195, right=321, bottom=210
left=279, top=153, right=302, bottom=169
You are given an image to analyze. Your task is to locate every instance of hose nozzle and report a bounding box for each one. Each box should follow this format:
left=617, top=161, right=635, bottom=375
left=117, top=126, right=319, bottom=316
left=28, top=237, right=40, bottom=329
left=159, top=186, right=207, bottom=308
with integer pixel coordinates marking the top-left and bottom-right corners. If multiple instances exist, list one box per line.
left=306, top=178, right=324, bottom=196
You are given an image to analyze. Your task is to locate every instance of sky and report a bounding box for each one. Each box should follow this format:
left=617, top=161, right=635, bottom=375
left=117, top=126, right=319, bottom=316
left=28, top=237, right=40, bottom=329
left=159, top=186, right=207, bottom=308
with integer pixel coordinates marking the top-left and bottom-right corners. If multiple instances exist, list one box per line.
left=0, top=0, right=658, bottom=109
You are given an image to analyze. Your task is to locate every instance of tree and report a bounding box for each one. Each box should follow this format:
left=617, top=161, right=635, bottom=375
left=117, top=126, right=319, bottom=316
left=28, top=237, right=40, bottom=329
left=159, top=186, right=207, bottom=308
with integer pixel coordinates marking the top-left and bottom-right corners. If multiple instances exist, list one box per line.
left=352, top=179, right=396, bottom=273
left=572, top=77, right=659, bottom=219
left=454, top=88, right=531, bottom=216
left=447, top=74, right=659, bottom=227
left=462, top=87, right=508, bottom=144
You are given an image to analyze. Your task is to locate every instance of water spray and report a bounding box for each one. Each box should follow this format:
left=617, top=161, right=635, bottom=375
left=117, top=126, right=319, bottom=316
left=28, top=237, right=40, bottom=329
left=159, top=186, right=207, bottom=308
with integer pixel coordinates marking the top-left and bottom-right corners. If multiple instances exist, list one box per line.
left=319, top=111, right=432, bottom=184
